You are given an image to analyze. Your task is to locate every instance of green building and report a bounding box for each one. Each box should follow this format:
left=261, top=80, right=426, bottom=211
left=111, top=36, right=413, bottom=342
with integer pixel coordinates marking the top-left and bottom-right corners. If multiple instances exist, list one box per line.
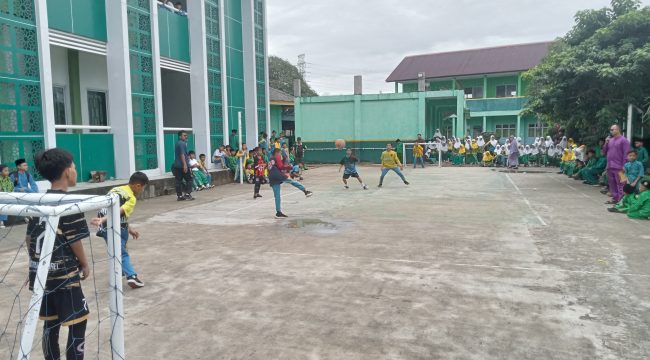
left=0, top=0, right=270, bottom=182
left=294, top=42, right=552, bottom=162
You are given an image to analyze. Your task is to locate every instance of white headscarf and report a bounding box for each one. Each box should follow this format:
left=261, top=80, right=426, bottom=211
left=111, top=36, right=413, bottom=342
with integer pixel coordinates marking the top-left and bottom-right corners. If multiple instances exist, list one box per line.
left=524, top=145, right=531, bottom=155
left=434, top=129, right=442, bottom=138
left=454, top=138, right=461, bottom=150
left=531, top=144, right=539, bottom=155
left=559, top=136, right=567, bottom=149
left=477, top=135, right=485, bottom=147
left=545, top=136, right=553, bottom=148
left=464, top=139, right=471, bottom=150
left=490, top=135, right=497, bottom=147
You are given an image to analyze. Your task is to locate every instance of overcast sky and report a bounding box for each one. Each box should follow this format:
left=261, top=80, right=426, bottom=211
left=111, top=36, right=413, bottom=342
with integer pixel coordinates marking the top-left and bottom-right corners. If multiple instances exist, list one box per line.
left=268, top=0, right=650, bottom=95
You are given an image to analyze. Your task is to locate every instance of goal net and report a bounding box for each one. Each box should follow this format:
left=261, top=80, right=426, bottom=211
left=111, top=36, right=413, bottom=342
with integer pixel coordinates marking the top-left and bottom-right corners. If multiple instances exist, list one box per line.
left=0, top=192, right=124, bottom=359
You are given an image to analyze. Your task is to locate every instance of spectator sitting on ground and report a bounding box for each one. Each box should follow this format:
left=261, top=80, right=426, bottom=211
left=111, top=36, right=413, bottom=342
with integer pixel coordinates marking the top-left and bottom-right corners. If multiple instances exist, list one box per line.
left=11, top=159, right=38, bottom=193
left=213, top=145, right=226, bottom=169
left=188, top=151, right=211, bottom=191
left=198, top=154, right=214, bottom=187
left=626, top=179, right=650, bottom=219
left=0, top=164, right=13, bottom=228
left=608, top=184, right=636, bottom=213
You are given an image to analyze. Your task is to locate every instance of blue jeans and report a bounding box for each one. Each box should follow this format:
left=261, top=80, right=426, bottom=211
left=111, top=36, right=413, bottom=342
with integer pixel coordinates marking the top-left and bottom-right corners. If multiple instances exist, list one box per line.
left=272, top=179, right=306, bottom=213
left=380, top=167, right=406, bottom=184
left=413, top=156, right=425, bottom=168
left=103, top=227, right=137, bottom=278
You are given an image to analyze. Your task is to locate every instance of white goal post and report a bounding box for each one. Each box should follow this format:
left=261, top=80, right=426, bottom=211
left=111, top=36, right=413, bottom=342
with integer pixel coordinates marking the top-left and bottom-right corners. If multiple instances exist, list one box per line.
left=402, top=143, right=442, bottom=168
left=0, top=192, right=125, bottom=360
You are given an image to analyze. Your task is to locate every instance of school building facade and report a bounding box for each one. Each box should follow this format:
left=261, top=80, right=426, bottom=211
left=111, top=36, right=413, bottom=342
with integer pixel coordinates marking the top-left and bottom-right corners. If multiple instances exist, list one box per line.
left=0, top=0, right=270, bottom=182
left=294, top=42, right=552, bottom=162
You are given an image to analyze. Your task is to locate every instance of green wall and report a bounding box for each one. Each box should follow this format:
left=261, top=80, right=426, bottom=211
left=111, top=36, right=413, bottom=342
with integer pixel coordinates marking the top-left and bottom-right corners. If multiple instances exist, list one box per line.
left=270, top=105, right=282, bottom=134
left=47, top=0, right=107, bottom=41
left=486, top=75, right=519, bottom=97
left=56, top=133, right=115, bottom=181
left=296, top=91, right=464, bottom=149
left=158, top=8, right=190, bottom=62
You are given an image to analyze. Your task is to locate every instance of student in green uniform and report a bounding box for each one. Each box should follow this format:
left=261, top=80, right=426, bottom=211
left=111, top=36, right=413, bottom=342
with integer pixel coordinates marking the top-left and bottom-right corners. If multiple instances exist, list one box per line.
left=626, top=179, right=650, bottom=219
left=634, top=139, right=649, bottom=174
left=607, top=184, right=636, bottom=213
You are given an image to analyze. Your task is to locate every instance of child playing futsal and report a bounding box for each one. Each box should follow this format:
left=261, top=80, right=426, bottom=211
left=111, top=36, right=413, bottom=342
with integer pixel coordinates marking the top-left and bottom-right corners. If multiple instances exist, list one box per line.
left=339, top=148, right=368, bottom=190
left=378, top=144, right=409, bottom=188
left=268, top=149, right=312, bottom=218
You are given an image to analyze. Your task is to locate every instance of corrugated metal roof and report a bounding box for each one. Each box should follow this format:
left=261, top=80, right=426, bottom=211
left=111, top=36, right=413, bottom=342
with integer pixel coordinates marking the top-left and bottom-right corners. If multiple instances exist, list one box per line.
left=386, top=41, right=553, bottom=82
left=269, top=87, right=294, bottom=103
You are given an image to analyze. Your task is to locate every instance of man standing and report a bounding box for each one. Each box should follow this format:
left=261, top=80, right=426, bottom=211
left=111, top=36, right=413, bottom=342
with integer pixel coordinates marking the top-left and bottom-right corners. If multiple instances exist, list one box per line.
left=171, top=131, right=194, bottom=201
left=508, top=135, right=519, bottom=169
left=603, top=124, right=630, bottom=204
left=11, top=158, right=38, bottom=193
left=229, top=129, right=238, bottom=150
left=295, top=137, right=307, bottom=170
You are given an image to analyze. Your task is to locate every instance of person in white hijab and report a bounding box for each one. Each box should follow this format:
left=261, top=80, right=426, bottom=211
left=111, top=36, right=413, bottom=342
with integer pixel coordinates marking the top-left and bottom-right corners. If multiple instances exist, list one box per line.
left=477, top=135, right=485, bottom=148
left=434, top=128, right=442, bottom=139
left=545, top=136, right=554, bottom=148
left=490, top=135, right=498, bottom=149
left=559, top=136, right=568, bottom=150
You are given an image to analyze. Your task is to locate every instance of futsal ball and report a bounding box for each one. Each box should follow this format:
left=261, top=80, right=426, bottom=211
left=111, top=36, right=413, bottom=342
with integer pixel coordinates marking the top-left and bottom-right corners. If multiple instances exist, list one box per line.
left=335, top=139, right=346, bottom=150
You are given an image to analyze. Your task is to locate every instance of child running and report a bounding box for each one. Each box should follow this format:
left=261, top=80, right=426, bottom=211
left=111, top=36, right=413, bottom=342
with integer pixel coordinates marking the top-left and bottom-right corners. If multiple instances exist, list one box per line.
left=268, top=148, right=313, bottom=218
left=26, top=148, right=90, bottom=359
left=339, top=148, right=368, bottom=190
left=92, top=172, right=149, bottom=289
left=378, top=143, right=409, bottom=188
left=252, top=147, right=267, bottom=199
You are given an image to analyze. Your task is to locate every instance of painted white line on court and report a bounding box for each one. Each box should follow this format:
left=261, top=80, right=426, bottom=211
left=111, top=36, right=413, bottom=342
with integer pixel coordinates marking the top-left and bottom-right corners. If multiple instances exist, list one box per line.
left=505, top=174, right=548, bottom=226
left=265, top=251, right=650, bottom=279
left=227, top=190, right=303, bottom=214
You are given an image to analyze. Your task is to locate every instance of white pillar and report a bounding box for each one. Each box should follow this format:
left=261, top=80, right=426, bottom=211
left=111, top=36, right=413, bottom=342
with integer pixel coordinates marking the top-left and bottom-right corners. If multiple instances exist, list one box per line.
left=219, top=0, right=230, bottom=145
left=150, top=2, right=166, bottom=175
left=34, top=0, right=56, bottom=149
left=106, top=0, right=136, bottom=179
left=188, top=0, right=211, bottom=159
left=262, top=0, right=271, bottom=139
left=241, top=0, right=258, bottom=147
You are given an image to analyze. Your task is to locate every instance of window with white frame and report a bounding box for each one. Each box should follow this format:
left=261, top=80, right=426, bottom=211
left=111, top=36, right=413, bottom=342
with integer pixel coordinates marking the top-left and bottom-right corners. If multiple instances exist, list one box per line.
left=527, top=122, right=550, bottom=138
left=495, top=123, right=516, bottom=138
left=496, top=84, right=517, bottom=98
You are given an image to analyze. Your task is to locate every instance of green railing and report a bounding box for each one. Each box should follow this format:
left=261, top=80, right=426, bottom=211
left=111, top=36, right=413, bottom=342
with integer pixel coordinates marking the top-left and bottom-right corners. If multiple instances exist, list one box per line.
left=56, top=133, right=115, bottom=182
left=164, top=132, right=195, bottom=172
left=467, top=97, right=528, bottom=113
left=46, top=0, right=107, bottom=41
left=158, top=6, right=190, bottom=62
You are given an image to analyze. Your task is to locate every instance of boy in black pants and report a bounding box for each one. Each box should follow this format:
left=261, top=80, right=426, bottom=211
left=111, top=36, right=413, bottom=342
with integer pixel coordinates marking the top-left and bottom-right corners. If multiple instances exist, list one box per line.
left=26, top=148, right=90, bottom=360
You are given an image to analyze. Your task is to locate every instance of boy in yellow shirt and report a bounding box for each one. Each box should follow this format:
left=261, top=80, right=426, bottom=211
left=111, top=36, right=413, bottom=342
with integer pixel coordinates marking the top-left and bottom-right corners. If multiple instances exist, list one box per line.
left=413, top=141, right=425, bottom=168
left=378, top=144, right=409, bottom=188
left=93, top=172, right=149, bottom=288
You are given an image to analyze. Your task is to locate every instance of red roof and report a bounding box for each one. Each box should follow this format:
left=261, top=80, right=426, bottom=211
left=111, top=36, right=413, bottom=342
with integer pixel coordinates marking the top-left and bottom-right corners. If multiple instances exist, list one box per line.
left=386, top=41, right=553, bottom=82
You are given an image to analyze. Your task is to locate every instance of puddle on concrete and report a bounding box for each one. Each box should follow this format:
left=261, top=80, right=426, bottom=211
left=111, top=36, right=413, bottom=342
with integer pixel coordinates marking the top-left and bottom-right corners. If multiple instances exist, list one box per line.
left=287, top=219, right=338, bottom=234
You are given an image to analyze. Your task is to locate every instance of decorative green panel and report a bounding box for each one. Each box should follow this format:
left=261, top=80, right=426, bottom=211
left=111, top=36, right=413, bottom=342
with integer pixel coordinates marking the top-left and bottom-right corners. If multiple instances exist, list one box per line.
left=254, top=0, right=266, bottom=135
left=164, top=132, right=194, bottom=172
left=0, top=0, right=44, bottom=174
left=225, top=0, right=245, bottom=140
left=205, top=0, right=223, bottom=150
left=56, top=133, right=115, bottom=181
left=127, top=0, right=158, bottom=170
left=157, top=6, right=190, bottom=62
left=46, top=0, right=107, bottom=41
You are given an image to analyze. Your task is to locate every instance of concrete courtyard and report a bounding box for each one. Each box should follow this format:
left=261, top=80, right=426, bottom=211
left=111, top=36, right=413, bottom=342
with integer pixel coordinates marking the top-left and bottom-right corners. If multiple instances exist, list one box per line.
left=1, top=165, right=649, bottom=359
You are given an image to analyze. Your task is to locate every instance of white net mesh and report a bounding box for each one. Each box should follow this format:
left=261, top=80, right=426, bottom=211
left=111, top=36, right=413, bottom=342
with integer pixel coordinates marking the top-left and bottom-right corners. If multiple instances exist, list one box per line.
left=0, top=192, right=124, bottom=360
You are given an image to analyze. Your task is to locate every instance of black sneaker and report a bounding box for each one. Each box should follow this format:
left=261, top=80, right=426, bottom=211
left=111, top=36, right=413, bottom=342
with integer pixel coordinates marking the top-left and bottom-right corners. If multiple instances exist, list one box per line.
left=404, top=181, right=410, bottom=185
left=275, top=212, right=288, bottom=218
left=607, top=207, right=622, bottom=213
left=177, top=196, right=186, bottom=201
left=126, top=275, right=144, bottom=289
left=304, top=190, right=313, bottom=197
left=184, top=194, right=195, bottom=201
left=377, top=184, right=382, bottom=188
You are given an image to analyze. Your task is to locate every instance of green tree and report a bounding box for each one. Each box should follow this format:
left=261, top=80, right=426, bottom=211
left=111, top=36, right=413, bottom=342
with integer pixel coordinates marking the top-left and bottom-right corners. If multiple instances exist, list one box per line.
left=268, top=56, right=318, bottom=97
left=524, top=0, right=649, bottom=143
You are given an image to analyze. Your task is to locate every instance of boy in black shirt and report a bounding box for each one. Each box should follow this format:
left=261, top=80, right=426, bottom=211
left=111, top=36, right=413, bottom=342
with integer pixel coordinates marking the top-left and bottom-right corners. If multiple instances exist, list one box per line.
left=26, top=148, right=90, bottom=360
